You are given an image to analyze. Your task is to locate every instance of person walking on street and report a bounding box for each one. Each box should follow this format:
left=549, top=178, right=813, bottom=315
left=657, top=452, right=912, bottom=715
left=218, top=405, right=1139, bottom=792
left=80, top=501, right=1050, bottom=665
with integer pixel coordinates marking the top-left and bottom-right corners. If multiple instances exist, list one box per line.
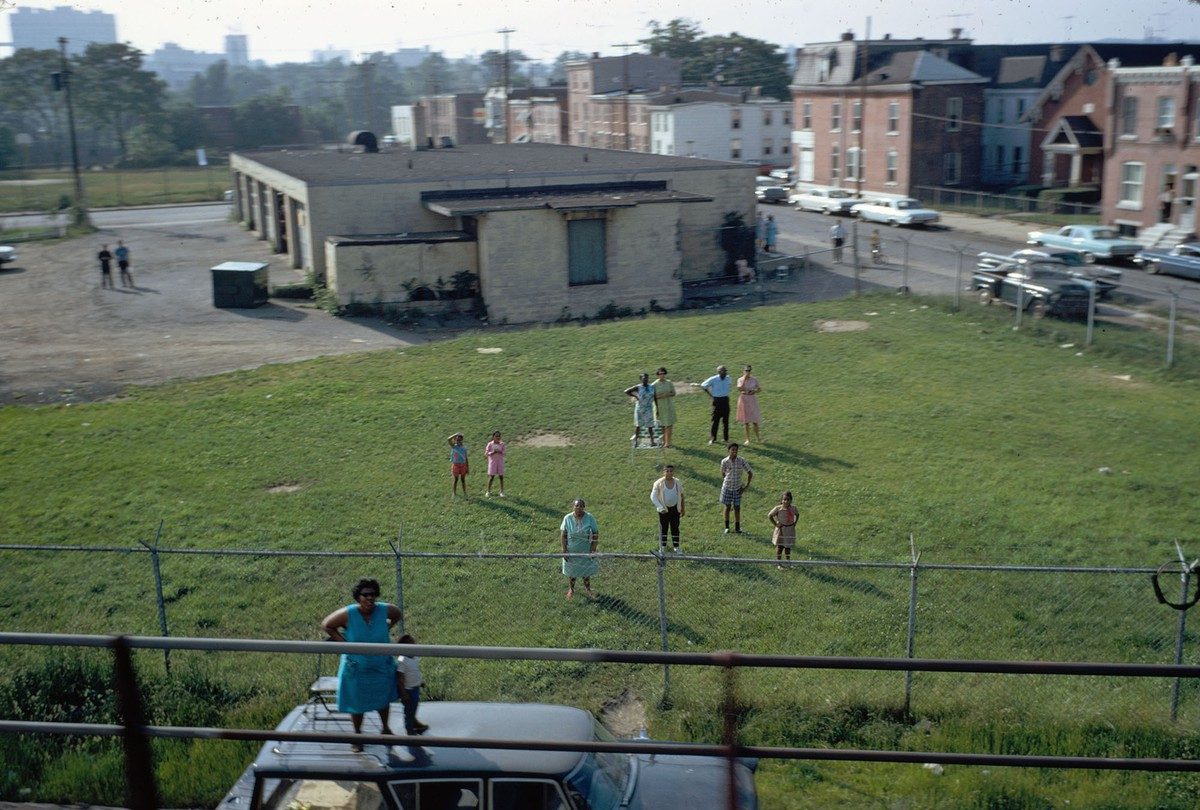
left=719, top=443, right=753, bottom=534
left=765, top=215, right=778, bottom=253
left=98, top=244, right=114, bottom=289
left=701, top=365, right=732, bottom=444
left=115, top=240, right=134, bottom=287
left=650, top=464, right=686, bottom=552
left=830, top=221, right=846, bottom=264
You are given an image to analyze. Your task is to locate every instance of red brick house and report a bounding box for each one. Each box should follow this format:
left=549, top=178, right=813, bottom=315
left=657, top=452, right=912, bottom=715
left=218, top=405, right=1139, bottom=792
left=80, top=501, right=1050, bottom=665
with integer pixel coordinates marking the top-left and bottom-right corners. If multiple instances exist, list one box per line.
left=1104, top=55, right=1200, bottom=240
left=790, top=33, right=987, bottom=196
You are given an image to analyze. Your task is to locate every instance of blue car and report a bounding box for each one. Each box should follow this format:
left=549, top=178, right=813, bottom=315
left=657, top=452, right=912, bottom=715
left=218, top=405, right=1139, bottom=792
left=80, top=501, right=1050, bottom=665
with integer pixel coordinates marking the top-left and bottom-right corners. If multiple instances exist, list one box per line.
left=221, top=700, right=759, bottom=809
left=1026, top=225, right=1142, bottom=264
left=1133, top=242, right=1200, bottom=280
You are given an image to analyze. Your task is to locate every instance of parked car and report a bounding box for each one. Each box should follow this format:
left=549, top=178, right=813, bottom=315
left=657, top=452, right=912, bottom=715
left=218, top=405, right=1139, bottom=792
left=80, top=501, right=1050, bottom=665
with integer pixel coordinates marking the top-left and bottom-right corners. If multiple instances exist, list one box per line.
left=1026, top=225, right=1142, bottom=264
left=0, top=245, right=16, bottom=267
left=850, top=197, right=941, bottom=227
left=221, top=700, right=759, bottom=810
left=1132, top=242, right=1200, bottom=280
left=973, top=258, right=1093, bottom=319
left=790, top=187, right=858, bottom=215
left=977, top=249, right=1122, bottom=298
left=755, top=185, right=789, bottom=204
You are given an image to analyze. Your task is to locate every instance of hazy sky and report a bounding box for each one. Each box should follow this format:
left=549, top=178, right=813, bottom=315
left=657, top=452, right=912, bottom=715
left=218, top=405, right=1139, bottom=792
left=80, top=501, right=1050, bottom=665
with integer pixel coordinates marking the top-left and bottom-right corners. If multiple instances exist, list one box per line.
left=3, top=0, right=1198, bottom=63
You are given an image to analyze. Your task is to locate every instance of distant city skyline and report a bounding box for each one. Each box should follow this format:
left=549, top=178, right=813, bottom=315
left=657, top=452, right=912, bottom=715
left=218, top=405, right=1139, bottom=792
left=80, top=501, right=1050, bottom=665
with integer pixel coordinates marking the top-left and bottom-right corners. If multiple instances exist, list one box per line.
left=2, top=0, right=1197, bottom=63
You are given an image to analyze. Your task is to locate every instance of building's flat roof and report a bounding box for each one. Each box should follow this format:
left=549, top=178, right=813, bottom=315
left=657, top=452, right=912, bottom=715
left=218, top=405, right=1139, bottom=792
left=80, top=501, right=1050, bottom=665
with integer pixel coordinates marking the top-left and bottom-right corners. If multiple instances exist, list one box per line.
left=423, top=183, right=713, bottom=216
left=232, top=143, right=750, bottom=187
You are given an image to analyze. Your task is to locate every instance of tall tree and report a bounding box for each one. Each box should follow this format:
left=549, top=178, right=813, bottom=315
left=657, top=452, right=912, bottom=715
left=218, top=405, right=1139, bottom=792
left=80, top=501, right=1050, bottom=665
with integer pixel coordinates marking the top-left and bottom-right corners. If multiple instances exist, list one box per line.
left=72, top=43, right=166, bottom=160
left=549, top=50, right=588, bottom=84
left=0, top=49, right=68, bottom=166
left=231, top=94, right=300, bottom=148
left=642, top=20, right=790, bottom=100
left=188, top=61, right=231, bottom=106
left=640, top=18, right=705, bottom=64
left=479, top=49, right=530, bottom=88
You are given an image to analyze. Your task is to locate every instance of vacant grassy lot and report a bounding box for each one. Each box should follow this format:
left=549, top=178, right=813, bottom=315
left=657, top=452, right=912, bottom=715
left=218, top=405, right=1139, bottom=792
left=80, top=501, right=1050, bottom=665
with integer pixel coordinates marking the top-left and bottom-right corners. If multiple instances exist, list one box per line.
left=0, top=166, right=229, bottom=213
left=1, top=295, right=1198, bottom=807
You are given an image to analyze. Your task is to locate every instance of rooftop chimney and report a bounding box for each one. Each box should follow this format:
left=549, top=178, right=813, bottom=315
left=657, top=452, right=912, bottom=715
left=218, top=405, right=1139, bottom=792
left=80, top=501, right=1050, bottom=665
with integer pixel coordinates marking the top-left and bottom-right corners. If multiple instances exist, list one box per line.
left=592, top=51, right=600, bottom=59
left=1050, top=44, right=1065, bottom=61
left=951, top=27, right=963, bottom=39
left=841, top=31, right=854, bottom=41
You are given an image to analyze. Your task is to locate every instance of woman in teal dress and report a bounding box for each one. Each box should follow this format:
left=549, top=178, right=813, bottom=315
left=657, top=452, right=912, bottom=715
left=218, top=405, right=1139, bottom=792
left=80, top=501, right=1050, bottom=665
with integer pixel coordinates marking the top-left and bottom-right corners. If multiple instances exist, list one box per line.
left=321, top=578, right=403, bottom=751
left=624, top=372, right=658, bottom=447
left=560, top=499, right=599, bottom=599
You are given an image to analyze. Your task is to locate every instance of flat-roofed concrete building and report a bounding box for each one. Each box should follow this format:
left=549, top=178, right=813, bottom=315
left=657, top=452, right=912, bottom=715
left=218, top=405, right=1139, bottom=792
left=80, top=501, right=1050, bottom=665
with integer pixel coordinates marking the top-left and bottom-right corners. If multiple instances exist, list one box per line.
left=230, top=143, right=754, bottom=324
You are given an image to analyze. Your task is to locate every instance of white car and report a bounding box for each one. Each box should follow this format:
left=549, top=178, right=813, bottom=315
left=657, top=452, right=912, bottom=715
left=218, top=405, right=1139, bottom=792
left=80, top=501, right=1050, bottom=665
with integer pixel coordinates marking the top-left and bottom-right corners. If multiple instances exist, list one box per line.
left=790, top=187, right=859, bottom=215
left=0, top=245, right=16, bottom=267
left=850, top=197, right=941, bottom=227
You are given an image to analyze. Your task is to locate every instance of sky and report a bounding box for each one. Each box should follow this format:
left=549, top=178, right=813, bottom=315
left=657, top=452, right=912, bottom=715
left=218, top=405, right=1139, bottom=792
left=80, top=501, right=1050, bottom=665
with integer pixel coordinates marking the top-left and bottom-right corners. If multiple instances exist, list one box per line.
left=2, top=0, right=1199, bottom=63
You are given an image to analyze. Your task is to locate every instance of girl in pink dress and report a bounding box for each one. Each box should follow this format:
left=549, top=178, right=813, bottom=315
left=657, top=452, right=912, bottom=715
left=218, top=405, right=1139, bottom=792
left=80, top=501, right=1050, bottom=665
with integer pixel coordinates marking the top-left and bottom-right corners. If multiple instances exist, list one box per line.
left=736, top=364, right=762, bottom=445
left=484, top=431, right=506, bottom=497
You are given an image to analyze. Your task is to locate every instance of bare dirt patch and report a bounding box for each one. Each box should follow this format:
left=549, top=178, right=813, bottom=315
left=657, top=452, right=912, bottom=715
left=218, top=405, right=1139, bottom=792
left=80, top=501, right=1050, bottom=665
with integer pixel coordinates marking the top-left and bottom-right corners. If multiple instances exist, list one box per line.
left=600, top=688, right=647, bottom=738
left=513, top=431, right=575, bottom=448
left=815, top=319, right=871, bottom=332
left=476, top=347, right=503, bottom=354
left=672, top=382, right=704, bottom=395
left=265, top=482, right=308, bottom=494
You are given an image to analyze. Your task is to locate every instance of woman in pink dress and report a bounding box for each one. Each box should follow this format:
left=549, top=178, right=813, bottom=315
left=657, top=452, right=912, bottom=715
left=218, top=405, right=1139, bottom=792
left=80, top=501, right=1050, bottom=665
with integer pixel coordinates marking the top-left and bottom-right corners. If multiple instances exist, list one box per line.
left=484, top=431, right=506, bottom=497
left=736, top=364, right=762, bottom=445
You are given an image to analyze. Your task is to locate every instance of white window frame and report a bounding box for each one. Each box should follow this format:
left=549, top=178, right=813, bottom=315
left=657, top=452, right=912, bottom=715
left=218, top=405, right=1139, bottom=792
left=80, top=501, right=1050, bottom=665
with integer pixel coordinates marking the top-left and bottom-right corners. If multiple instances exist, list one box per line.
left=886, top=150, right=898, bottom=185
left=831, top=100, right=842, bottom=131
left=946, top=97, right=962, bottom=131
left=846, top=146, right=863, bottom=183
left=887, top=100, right=899, bottom=133
left=851, top=100, right=862, bottom=132
left=1157, top=97, right=1176, bottom=131
left=1118, top=161, right=1145, bottom=209
left=801, top=100, right=812, bottom=130
left=730, top=137, right=742, bottom=159
left=1120, top=96, right=1138, bottom=137
left=830, top=145, right=840, bottom=183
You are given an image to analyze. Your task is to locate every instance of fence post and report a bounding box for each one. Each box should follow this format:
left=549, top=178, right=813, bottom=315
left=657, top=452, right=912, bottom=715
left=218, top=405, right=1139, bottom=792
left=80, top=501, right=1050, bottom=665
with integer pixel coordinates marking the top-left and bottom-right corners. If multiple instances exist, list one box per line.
left=1170, top=566, right=1192, bottom=723
left=951, top=243, right=970, bottom=311
left=904, top=534, right=920, bottom=716
left=391, top=528, right=405, bottom=635
left=111, top=635, right=159, bottom=810
left=852, top=218, right=861, bottom=296
left=719, top=652, right=739, bottom=810
left=656, top=550, right=671, bottom=704
left=1167, top=292, right=1178, bottom=368
left=1086, top=281, right=1096, bottom=346
left=139, top=520, right=170, bottom=675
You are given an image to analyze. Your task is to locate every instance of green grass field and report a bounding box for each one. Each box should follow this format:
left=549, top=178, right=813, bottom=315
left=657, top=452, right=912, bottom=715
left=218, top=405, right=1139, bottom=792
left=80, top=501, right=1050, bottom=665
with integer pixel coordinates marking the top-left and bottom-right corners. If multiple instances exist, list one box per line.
left=1, top=295, right=1199, bottom=807
left=0, top=166, right=229, bottom=213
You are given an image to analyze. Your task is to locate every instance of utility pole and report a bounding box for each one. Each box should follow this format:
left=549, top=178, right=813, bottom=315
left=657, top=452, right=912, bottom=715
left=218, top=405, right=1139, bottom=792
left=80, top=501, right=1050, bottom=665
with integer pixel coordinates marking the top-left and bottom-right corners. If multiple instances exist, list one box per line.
left=856, top=18, right=870, bottom=199
left=498, top=27, right=515, bottom=144
left=614, top=42, right=637, bottom=150
left=56, top=36, right=90, bottom=228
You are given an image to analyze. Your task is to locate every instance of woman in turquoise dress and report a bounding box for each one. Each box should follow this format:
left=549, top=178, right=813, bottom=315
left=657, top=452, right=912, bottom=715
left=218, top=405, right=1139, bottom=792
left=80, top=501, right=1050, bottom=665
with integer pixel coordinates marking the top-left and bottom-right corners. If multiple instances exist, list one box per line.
left=321, top=578, right=403, bottom=751
left=624, top=372, right=658, bottom=447
left=559, top=499, right=599, bottom=599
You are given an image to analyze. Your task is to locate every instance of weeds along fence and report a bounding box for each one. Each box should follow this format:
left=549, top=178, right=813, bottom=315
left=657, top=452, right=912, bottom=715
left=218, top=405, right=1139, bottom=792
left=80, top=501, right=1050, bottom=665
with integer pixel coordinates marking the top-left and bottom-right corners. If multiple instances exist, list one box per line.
left=733, top=235, right=1200, bottom=372
left=912, top=185, right=1103, bottom=220
left=2, top=532, right=1196, bottom=725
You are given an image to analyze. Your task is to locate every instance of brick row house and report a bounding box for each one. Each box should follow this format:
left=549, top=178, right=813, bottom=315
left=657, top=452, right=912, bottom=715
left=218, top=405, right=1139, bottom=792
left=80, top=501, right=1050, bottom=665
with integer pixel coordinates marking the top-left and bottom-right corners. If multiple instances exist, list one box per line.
left=1104, top=57, right=1200, bottom=240
left=789, top=33, right=988, bottom=195
left=566, top=54, right=682, bottom=151
left=484, top=86, right=570, bottom=145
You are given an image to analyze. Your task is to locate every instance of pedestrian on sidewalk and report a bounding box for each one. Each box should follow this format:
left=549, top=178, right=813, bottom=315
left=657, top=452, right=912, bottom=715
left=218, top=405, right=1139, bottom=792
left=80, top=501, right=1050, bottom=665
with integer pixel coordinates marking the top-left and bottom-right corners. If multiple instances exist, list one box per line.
left=829, top=221, right=846, bottom=264
left=765, top=215, right=777, bottom=253
left=115, top=240, right=134, bottom=287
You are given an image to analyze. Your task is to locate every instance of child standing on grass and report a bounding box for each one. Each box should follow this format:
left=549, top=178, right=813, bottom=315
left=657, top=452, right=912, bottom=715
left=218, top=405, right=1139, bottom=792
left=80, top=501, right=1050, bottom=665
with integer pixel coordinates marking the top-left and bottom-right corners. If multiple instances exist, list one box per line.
left=484, top=430, right=506, bottom=498
left=767, top=491, right=797, bottom=568
left=396, top=634, right=429, bottom=735
left=449, top=432, right=469, bottom=498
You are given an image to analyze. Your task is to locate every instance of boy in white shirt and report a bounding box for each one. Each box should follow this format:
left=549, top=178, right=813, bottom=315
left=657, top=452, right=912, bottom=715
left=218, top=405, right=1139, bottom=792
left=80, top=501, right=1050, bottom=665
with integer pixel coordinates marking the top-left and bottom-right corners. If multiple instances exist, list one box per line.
left=396, top=633, right=429, bottom=735
left=650, top=465, right=686, bottom=553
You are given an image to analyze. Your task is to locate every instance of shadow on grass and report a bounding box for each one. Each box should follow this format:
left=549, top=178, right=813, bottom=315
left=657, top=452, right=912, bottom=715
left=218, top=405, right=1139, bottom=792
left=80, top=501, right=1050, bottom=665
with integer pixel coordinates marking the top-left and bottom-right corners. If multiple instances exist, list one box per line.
left=684, top=554, right=772, bottom=583
left=744, top=442, right=854, bottom=470
left=592, top=592, right=705, bottom=645
left=500, top=494, right=562, bottom=520
left=787, top=545, right=893, bottom=599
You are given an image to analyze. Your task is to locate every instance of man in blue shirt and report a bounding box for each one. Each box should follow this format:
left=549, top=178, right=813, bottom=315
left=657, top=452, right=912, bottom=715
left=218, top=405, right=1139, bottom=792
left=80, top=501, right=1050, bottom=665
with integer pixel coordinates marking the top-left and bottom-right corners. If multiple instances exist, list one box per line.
left=700, top=365, right=732, bottom=444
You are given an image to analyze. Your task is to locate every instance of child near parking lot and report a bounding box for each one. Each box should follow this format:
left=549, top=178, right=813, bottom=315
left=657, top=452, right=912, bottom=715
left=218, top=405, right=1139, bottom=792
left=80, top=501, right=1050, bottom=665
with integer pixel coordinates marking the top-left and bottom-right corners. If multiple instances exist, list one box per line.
left=396, top=634, right=429, bottom=735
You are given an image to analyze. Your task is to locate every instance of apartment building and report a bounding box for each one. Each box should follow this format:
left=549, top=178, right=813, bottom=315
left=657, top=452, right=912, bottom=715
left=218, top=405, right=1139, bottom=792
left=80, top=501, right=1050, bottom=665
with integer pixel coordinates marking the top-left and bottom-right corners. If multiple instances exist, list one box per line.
left=566, top=54, right=682, bottom=150
left=649, top=95, right=793, bottom=167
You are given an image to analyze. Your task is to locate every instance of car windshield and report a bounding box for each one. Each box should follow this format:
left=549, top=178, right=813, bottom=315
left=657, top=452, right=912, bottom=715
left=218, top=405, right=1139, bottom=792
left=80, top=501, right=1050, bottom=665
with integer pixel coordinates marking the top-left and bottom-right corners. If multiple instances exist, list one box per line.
left=1027, top=264, right=1071, bottom=280
left=895, top=199, right=917, bottom=209
left=1092, top=228, right=1119, bottom=239
left=828, top=190, right=852, bottom=198
left=564, top=721, right=631, bottom=808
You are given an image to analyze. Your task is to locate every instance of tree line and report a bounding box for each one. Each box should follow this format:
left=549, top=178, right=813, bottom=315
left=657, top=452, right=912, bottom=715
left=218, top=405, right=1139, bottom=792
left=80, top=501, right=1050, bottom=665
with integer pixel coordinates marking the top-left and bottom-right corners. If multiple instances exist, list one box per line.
left=0, top=18, right=790, bottom=171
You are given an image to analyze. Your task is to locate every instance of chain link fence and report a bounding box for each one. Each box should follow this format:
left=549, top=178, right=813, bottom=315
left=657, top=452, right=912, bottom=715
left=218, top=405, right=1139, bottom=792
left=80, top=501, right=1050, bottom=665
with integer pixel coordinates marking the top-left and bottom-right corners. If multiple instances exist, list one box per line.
left=2, top=529, right=1195, bottom=729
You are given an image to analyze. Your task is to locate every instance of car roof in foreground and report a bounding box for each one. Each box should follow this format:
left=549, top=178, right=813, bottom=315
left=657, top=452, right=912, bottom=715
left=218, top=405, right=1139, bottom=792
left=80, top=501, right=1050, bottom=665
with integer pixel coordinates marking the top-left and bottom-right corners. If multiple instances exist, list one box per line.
left=259, top=701, right=594, bottom=778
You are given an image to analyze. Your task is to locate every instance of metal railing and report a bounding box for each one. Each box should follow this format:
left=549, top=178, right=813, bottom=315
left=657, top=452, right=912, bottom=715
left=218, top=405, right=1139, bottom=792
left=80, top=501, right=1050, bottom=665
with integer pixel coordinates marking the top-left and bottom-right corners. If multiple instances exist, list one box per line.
left=2, top=632, right=1199, bottom=810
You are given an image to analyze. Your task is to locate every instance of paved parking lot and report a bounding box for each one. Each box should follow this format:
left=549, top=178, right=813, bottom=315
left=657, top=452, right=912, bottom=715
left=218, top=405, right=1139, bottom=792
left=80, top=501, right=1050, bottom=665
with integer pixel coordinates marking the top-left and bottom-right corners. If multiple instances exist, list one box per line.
left=0, top=205, right=426, bottom=404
